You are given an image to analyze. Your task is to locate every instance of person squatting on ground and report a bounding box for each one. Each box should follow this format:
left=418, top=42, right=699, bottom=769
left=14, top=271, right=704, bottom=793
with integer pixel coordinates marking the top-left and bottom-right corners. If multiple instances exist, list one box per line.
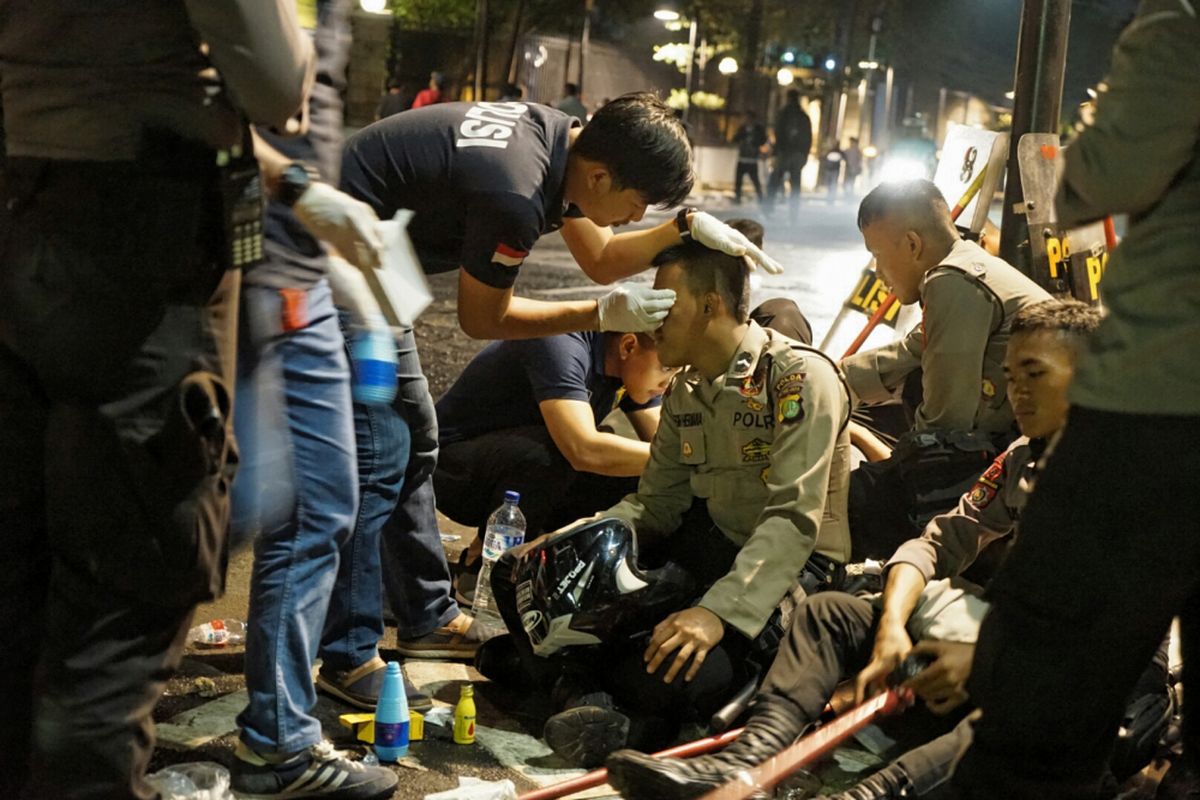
left=434, top=328, right=676, bottom=593
left=227, top=2, right=404, bottom=797
left=334, top=94, right=782, bottom=663
left=0, top=2, right=312, bottom=798
left=606, top=300, right=1171, bottom=800
left=488, top=240, right=853, bottom=768
left=842, top=179, right=1051, bottom=561
left=952, top=3, right=1200, bottom=797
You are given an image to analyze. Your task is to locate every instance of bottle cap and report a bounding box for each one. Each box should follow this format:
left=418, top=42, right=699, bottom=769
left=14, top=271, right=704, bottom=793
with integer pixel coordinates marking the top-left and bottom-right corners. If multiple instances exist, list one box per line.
left=460, top=683, right=474, bottom=697
left=503, top=490, right=520, bottom=504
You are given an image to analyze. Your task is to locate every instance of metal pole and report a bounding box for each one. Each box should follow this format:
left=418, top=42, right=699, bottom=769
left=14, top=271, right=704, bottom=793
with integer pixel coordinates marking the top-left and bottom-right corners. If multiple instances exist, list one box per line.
left=881, top=65, right=894, bottom=148
left=473, top=0, right=490, bottom=99
left=683, top=16, right=698, bottom=126
left=998, top=0, right=1071, bottom=272
left=577, top=0, right=593, bottom=93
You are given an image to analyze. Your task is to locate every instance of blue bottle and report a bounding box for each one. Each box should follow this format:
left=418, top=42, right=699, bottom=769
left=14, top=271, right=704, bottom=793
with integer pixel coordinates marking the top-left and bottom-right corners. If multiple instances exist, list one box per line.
left=350, top=319, right=398, bottom=406
left=374, top=661, right=409, bottom=761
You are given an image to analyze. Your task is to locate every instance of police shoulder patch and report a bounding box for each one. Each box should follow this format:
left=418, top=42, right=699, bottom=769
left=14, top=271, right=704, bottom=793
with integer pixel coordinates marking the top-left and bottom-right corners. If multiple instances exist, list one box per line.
left=967, top=452, right=1008, bottom=509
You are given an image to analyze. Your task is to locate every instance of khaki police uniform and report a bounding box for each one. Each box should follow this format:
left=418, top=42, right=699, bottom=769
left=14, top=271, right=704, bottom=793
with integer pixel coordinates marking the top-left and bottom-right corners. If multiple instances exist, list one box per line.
left=756, top=436, right=1038, bottom=731
left=606, top=321, right=852, bottom=639
left=842, top=239, right=1052, bottom=437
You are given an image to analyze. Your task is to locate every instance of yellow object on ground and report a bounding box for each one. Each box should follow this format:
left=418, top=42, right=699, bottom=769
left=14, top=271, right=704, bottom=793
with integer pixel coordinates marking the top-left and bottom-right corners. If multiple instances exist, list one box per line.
left=338, top=710, right=424, bottom=743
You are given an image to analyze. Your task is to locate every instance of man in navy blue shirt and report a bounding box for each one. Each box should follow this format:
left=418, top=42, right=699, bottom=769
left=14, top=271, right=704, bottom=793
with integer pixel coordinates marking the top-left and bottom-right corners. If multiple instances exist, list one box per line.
left=336, top=94, right=784, bottom=661
left=434, top=330, right=676, bottom=594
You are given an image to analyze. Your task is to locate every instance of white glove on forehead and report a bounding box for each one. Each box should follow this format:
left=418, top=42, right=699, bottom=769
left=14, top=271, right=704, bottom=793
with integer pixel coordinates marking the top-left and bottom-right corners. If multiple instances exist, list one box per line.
left=688, top=210, right=784, bottom=275
left=597, top=285, right=677, bottom=332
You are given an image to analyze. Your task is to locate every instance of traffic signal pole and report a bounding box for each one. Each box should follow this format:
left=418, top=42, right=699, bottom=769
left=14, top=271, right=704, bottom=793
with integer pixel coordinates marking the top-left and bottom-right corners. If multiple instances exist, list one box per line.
left=998, top=0, right=1071, bottom=273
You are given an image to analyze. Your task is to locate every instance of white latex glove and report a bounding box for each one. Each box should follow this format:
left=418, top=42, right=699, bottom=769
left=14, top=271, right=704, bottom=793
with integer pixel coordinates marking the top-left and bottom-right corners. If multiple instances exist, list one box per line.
left=597, top=285, right=676, bottom=332
left=325, top=255, right=385, bottom=329
left=689, top=210, right=784, bottom=274
left=293, top=182, right=385, bottom=269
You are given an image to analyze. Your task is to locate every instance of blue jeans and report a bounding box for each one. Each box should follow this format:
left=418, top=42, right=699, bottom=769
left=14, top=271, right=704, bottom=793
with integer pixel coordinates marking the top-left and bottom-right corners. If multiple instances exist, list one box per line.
left=360, top=326, right=459, bottom=638
left=321, top=314, right=415, bottom=666
left=234, top=281, right=360, bottom=755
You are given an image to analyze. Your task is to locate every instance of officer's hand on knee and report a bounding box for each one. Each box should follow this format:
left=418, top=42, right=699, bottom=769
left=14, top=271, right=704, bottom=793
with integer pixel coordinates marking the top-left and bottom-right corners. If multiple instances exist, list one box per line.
left=643, top=606, right=725, bottom=684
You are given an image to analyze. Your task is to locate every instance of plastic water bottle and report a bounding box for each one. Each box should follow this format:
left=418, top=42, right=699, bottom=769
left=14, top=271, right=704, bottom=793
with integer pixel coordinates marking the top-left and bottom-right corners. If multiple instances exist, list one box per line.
left=471, top=491, right=525, bottom=625
left=349, top=318, right=397, bottom=406
left=187, top=618, right=246, bottom=647
left=374, top=661, right=410, bottom=761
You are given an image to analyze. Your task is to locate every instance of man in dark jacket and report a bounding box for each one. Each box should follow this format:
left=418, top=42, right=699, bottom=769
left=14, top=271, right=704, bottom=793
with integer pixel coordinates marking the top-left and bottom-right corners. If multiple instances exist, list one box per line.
left=766, top=90, right=813, bottom=220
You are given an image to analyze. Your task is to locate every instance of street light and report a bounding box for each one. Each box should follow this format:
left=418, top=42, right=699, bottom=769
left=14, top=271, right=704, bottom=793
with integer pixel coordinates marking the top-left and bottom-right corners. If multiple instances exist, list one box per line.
left=656, top=3, right=699, bottom=126
left=718, top=57, right=738, bottom=136
left=777, top=68, right=794, bottom=87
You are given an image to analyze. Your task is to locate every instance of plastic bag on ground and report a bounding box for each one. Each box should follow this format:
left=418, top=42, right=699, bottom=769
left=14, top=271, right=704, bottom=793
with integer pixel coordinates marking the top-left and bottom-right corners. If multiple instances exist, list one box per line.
left=423, top=776, right=517, bottom=800
left=145, top=762, right=233, bottom=800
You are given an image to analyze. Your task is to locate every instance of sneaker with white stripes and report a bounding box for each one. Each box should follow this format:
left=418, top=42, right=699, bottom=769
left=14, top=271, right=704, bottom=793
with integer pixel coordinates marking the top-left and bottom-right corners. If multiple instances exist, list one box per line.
left=231, top=740, right=397, bottom=799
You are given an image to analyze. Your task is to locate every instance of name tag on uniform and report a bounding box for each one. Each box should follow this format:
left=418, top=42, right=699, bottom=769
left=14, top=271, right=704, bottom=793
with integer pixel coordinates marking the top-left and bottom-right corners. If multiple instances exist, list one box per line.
left=680, top=427, right=706, bottom=464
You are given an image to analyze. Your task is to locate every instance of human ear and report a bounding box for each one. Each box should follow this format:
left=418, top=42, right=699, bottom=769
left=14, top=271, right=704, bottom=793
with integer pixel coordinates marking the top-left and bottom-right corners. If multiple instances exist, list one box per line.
left=906, top=230, right=923, bottom=259
left=588, top=167, right=612, bottom=194
left=620, top=333, right=637, bottom=359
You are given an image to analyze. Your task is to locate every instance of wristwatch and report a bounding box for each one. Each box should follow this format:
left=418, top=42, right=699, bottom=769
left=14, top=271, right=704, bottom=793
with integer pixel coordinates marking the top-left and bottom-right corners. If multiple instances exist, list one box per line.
left=277, top=161, right=320, bottom=207
left=675, top=206, right=696, bottom=241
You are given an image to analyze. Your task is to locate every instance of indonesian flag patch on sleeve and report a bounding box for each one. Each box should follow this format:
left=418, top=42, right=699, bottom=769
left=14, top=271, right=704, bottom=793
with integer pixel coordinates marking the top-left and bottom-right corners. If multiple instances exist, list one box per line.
left=492, top=243, right=528, bottom=268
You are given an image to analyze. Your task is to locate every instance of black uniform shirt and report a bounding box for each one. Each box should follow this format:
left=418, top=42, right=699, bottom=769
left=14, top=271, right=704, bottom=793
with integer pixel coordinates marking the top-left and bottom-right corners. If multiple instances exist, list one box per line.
left=340, top=101, right=581, bottom=289
left=436, top=331, right=659, bottom=445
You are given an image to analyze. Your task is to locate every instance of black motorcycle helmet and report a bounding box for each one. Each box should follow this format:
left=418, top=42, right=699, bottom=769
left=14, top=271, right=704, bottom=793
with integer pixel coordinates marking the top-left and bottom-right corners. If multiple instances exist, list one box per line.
left=510, top=517, right=695, bottom=656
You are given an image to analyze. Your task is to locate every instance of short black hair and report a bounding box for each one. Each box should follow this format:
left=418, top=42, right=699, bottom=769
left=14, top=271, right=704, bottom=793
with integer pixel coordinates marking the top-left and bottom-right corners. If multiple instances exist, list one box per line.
left=571, top=92, right=694, bottom=208
left=726, top=217, right=764, bottom=248
left=652, top=240, right=750, bottom=323
left=856, top=178, right=952, bottom=232
left=564, top=82, right=580, bottom=96
left=1010, top=299, right=1101, bottom=353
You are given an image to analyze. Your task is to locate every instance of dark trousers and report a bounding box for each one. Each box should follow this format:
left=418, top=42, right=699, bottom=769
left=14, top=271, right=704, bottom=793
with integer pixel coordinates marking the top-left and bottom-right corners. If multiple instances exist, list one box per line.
left=373, top=327, right=458, bottom=638
left=491, top=503, right=754, bottom=721
left=734, top=161, right=763, bottom=201
left=953, top=407, right=1200, bottom=799
left=760, top=592, right=880, bottom=719
left=767, top=152, right=807, bottom=216
left=0, top=155, right=239, bottom=799
left=434, top=424, right=638, bottom=540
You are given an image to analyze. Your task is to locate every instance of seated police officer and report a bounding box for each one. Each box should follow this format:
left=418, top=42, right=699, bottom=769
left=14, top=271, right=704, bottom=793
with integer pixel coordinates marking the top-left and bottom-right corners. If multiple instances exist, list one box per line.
left=432, top=328, right=676, bottom=607
left=336, top=94, right=782, bottom=668
left=842, top=179, right=1051, bottom=560
left=491, top=240, right=853, bottom=767
left=606, top=301, right=1172, bottom=800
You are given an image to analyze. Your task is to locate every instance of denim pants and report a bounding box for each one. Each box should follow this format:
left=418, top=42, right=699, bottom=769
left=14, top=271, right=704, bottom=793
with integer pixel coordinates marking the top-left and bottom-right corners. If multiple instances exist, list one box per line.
left=0, top=153, right=238, bottom=800
left=234, top=281, right=361, bottom=755
left=370, top=327, right=458, bottom=638
left=325, top=314, right=416, bottom=662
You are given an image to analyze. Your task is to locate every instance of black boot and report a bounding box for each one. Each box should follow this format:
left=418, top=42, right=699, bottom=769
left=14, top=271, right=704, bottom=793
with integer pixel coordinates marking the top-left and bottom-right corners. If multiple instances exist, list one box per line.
left=606, top=693, right=808, bottom=800
left=818, top=762, right=916, bottom=799
left=543, top=675, right=630, bottom=769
